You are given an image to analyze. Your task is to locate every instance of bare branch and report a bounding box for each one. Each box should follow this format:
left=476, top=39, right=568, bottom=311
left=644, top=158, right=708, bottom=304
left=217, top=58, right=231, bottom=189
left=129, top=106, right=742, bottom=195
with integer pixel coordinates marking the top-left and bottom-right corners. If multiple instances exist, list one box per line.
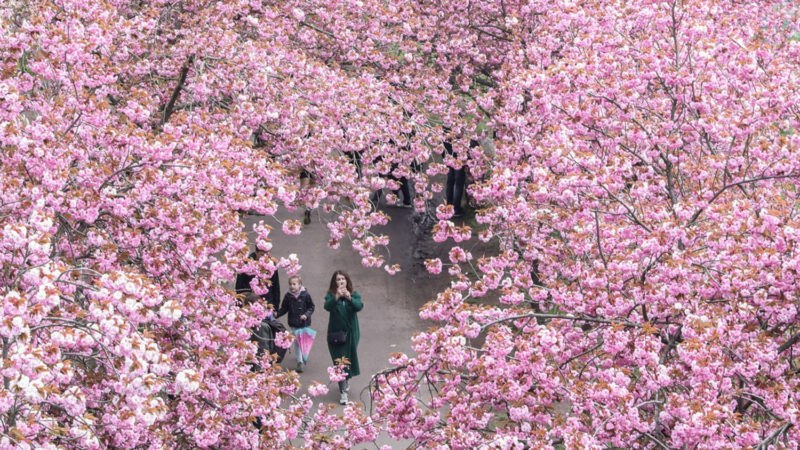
left=756, top=422, right=792, bottom=450
left=480, top=312, right=644, bottom=330
left=687, top=174, right=800, bottom=227
left=641, top=431, right=670, bottom=450
left=597, top=183, right=652, bottom=232
left=300, top=21, right=335, bottom=38
left=594, top=211, right=608, bottom=269
left=468, top=25, right=512, bottom=42
left=559, top=338, right=604, bottom=369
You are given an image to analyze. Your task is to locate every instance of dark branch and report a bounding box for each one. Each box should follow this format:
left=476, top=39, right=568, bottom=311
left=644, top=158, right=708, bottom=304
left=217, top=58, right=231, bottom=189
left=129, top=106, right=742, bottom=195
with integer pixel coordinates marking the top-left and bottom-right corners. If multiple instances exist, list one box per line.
left=687, top=174, right=799, bottom=227
left=778, top=331, right=800, bottom=354
left=300, top=21, right=335, bottom=38
left=480, top=312, right=644, bottom=330
left=161, top=55, right=194, bottom=127
left=594, top=211, right=608, bottom=269
left=756, top=422, right=792, bottom=450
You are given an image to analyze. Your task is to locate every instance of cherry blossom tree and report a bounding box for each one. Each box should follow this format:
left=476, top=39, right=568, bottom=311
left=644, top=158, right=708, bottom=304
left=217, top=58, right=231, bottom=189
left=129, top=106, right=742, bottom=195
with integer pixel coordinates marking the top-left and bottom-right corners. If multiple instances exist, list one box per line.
left=1, top=0, right=407, bottom=447
left=371, top=0, right=800, bottom=448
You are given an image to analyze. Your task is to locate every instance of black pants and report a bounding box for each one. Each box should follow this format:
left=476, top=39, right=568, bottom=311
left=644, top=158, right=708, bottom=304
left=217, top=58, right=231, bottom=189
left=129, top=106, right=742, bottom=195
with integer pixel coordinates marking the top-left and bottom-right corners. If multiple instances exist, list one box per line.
left=446, top=167, right=466, bottom=214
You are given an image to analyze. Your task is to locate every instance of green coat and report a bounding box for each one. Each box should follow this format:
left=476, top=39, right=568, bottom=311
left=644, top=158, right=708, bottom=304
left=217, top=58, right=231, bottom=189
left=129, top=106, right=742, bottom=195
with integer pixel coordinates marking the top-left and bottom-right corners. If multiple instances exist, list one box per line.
left=324, top=291, right=363, bottom=377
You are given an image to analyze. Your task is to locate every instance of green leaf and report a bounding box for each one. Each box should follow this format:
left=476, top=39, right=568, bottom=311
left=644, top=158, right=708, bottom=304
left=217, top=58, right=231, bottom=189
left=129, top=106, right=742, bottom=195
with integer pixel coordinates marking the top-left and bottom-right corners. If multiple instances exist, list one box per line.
left=17, top=52, right=35, bottom=76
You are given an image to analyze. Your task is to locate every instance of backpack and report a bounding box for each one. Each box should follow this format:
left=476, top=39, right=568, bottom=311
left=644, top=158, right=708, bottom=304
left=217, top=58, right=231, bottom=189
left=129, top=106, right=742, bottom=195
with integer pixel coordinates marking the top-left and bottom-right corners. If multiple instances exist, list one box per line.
left=266, top=319, right=287, bottom=363
left=251, top=318, right=286, bottom=364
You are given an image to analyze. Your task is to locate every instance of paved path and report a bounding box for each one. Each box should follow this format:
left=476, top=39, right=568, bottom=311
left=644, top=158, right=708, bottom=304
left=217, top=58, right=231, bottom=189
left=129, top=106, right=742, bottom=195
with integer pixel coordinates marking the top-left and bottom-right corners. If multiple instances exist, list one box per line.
left=242, top=201, right=452, bottom=447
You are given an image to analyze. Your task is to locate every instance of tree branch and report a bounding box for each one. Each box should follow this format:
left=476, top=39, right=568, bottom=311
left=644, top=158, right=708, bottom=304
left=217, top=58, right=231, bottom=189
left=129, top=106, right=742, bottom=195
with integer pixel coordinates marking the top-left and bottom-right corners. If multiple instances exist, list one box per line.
left=756, top=422, right=792, bottom=450
left=594, top=211, right=608, bottom=270
left=300, top=21, right=335, bottom=38
left=161, top=54, right=194, bottom=127
left=687, top=174, right=799, bottom=227
left=597, top=183, right=652, bottom=232
left=559, top=338, right=603, bottom=368
left=98, top=163, right=145, bottom=192
left=778, top=331, right=800, bottom=354
left=468, top=25, right=512, bottom=42
left=480, top=312, right=643, bottom=330
left=641, top=431, right=670, bottom=450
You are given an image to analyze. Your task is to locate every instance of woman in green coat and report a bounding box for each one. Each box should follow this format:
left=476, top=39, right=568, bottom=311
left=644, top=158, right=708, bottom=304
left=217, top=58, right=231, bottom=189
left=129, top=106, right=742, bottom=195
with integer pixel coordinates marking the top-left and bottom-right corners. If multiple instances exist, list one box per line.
left=324, top=270, right=363, bottom=404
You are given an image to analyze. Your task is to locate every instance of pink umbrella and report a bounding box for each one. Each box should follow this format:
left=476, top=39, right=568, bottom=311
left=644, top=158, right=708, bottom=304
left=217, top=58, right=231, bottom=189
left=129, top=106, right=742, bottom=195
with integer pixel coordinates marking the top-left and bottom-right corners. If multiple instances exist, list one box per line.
left=294, top=327, right=316, bottom=362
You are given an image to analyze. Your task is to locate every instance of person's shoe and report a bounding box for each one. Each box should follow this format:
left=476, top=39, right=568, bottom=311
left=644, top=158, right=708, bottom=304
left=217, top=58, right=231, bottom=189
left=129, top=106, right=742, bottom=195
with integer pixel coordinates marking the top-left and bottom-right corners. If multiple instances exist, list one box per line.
left=399, top=203, right=413, bottom=209
left=453, top=210, right=465, bottom=218
left=339, top=392, right=348, bottom=404
left=303, top=209, right=311, bottom=225
left=296, top=361, right=304, bottom=373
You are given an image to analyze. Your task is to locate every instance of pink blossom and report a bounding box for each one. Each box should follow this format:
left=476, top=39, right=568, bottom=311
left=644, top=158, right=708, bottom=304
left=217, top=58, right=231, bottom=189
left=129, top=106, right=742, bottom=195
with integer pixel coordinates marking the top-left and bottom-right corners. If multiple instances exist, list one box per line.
left=274, top=331, right=293, bottom=349
left=327, top=364, right=348, bottom=383
left=175, top=370, right=200, bottom=394
left=158, top=300, right=182, bottom=322
left=436, top=204, right=454, bottom=220
left=308, top=382, right=329, bottom=396
left=282, top=219, right=302, bottom=235
left=425, top=258, right=442, bottom=274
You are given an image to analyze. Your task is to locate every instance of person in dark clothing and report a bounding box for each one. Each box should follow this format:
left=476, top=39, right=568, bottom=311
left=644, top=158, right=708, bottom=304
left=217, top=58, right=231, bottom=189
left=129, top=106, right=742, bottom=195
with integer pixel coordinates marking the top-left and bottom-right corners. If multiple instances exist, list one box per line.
left=443, top=137, right=480, bottom=218
left=299, top=169, right=314, bottom=225
left=249, top=311, right=287, bottom=364
left=237, top=252, right=284, bottom=365
left=237, top=251, right=283, bottom=431
left=389, top=163, right=413, bottom=208
left=375, top=136, right=416, bottom=209
left=445, top=165, right=466, bottom=216
left=324, top=270, right=363, bottom=404
left=443, top=138, right=466, bottom=217
left=276, top=275, right=315, bottom=372
left=389, top=134, right=416, bottom=208
left=247, top=298, right=287, bottom=429
left=344, top=150, right=363, bottom=178
left=235, top=250, right=281, bottom=312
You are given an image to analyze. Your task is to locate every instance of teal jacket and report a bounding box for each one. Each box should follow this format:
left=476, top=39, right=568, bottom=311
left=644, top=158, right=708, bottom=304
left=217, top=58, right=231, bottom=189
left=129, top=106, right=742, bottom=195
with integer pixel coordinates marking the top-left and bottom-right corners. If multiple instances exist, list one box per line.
left=324, top=291, right=363, bottom=377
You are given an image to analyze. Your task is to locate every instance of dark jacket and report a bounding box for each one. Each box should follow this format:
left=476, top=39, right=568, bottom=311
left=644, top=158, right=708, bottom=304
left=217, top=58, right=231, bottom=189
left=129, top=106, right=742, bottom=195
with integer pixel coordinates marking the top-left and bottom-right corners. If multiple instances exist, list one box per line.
left=276, top=288, right=315, bottom=328
left=324, top=291, right=362, bottom=377
left=235, top=253, right=280, bottom=312
left=250, top=318, right=286, bottom=367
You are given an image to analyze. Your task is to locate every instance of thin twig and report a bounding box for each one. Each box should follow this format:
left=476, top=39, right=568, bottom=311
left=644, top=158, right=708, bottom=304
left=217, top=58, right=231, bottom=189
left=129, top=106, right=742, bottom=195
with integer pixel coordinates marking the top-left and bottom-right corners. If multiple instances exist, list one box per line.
left=687, top=174, right=799, bottom=227
left=480, top=312, right=643, bottom=330
left=594, top=211, right=608, bottom=269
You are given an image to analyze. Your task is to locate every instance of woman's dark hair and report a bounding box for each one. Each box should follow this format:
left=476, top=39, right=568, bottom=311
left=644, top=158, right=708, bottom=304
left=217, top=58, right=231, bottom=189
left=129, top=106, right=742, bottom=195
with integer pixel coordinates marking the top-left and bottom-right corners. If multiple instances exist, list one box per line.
left=328, top=270, right=353, bottom=296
